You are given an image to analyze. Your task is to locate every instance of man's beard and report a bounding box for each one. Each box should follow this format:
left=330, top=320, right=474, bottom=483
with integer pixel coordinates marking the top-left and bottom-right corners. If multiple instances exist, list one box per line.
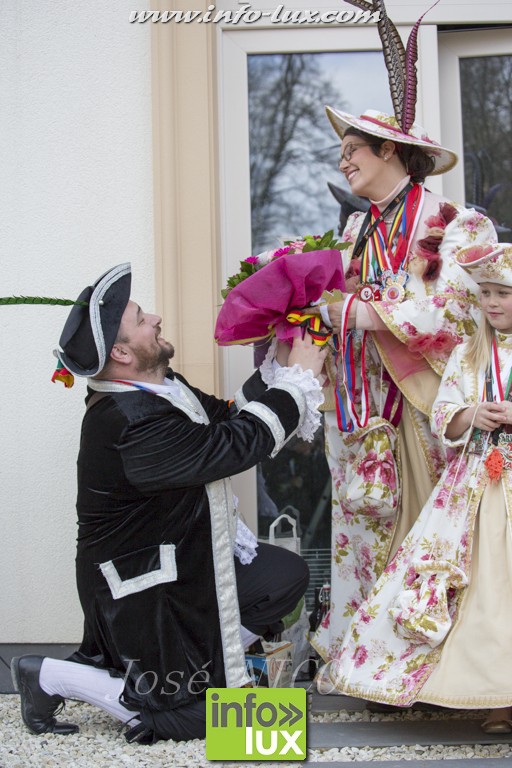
left=134, top=339, right=175, bottom=377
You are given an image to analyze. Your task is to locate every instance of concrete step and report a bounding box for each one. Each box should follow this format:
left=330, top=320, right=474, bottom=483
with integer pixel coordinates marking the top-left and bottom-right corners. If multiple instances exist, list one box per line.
left=308, top=718, right=512, bottom=748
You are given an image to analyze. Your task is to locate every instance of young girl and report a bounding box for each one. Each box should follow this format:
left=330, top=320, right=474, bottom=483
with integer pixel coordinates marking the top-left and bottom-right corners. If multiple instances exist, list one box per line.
left=317, top=242, right=512, bottom=733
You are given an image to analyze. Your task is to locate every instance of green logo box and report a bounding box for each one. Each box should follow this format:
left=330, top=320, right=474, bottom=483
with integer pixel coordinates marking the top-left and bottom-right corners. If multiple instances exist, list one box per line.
left=206, top=687, right=307, bottom=761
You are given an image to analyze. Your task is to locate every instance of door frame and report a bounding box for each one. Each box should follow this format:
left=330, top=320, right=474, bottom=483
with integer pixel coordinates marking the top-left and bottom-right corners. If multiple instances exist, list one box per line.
left=438, top=29, right=512, bottom=206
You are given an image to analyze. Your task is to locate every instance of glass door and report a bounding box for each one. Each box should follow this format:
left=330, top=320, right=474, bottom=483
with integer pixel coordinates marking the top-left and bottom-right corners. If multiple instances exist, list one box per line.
left=217, top=25, right=436, bottom=600
left=246, top=49, right=391, bottom=557
left=217, top=27, right=400, bottom=605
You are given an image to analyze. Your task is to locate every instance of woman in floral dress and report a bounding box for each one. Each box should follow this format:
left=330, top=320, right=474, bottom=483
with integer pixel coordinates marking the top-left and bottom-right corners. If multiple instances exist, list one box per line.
left=310, top=108, right=497, bottom=670
left=321, top=243, right=512, bottom=733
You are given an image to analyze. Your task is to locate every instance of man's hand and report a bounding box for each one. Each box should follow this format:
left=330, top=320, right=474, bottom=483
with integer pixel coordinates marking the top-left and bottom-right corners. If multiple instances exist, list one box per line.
left=275, top=340, right=291, bottom=367
left=288, top=332, right=328, bottom=378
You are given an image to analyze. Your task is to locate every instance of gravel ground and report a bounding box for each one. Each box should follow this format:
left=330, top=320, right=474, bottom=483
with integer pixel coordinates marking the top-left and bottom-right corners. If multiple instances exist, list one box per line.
left=2, top=694, right=512, bottom=767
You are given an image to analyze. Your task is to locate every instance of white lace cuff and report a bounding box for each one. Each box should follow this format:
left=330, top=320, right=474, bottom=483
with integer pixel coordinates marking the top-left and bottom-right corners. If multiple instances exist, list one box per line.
left=260, top=338, right=279, bottom=387
left=234, top=518, right=259, bottom=565
left=272, top=364, right=324, bottom=442
left=258, top=338, right=324, bottom=442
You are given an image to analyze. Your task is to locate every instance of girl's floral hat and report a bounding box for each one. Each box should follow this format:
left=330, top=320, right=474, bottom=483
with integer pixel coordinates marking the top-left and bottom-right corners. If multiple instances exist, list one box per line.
left=325, top=108, right=457, bottom=176
left=215, top=233, right=347, bottom=346
left=456, top=243, right=512, bottom=287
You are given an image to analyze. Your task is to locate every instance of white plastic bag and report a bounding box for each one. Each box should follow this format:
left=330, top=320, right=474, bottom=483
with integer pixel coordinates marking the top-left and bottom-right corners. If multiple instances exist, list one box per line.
left=268, top=510, right=301, bottom=555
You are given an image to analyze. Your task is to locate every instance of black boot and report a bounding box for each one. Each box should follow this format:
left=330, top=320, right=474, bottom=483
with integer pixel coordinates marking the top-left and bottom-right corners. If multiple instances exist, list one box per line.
left=11, top=655, right=79, bottom=735
left=124, top=721, right=158, bottom=745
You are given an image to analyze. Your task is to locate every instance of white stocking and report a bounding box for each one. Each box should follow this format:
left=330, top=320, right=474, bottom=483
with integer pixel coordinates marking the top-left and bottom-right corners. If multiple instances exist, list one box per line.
left=241, top=625, right=260, bottom=650
left=39, top=657, right=140, bottom=725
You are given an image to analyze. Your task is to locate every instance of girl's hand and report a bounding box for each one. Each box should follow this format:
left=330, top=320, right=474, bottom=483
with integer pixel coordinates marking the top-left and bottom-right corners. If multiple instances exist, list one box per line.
left=473, top=402, right=509, bottom=431
left=446, top=402, right=505, bottom=439
left=489, top=400, right=512, bottom=425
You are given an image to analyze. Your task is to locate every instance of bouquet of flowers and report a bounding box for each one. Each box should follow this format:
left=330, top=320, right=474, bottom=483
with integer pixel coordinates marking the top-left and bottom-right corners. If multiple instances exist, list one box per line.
left=215, top=230, right=348, bottom=346
left=221, top=231, right=346, bottom=299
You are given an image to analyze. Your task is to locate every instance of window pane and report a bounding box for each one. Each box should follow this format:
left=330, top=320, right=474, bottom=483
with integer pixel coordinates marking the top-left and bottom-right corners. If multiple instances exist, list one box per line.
left=460, top=55, right=512, bottom=241
left=247, top=51, right=391, bottom=574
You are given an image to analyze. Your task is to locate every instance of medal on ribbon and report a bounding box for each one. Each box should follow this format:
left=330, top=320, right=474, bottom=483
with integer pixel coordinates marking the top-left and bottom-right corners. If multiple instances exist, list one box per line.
left=381, top=268, right=409, bottom=304
left=357, top=283, right=378, bottom=302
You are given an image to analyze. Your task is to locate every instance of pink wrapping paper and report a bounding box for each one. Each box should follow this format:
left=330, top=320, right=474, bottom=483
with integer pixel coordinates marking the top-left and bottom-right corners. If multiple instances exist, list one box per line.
left=215, top=249, right=345, bottom=345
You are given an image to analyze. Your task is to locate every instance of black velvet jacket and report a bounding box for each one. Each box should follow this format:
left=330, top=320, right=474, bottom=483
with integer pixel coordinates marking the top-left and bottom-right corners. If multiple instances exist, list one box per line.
left=70, top=369, right=300, bottom=714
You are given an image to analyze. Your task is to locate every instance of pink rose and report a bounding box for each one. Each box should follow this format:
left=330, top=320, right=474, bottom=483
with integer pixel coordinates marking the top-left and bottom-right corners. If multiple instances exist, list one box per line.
left=352, top=645, right=368, bottom=668
left=407, top=330, right=460, bottom=360
left=287, top=240, right=306, bottom=253
left=336, top=533, right=349, bottom=549
left=356, top=449, right=379, bottom=483
left=356, top=449, right=396, bottom=491
left=427, top=590, right=439, bottom=607
left=432, top=294, right=447, bottom=308
left=341, top=503, right=355, bottom=522
left=403, top=664, right=430, bottom=690
left=402, top=321, right=417, bottom=337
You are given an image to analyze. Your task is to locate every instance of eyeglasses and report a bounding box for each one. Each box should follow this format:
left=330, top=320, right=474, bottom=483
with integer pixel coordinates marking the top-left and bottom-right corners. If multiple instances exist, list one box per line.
left=339, top=142, right=378, bottom=164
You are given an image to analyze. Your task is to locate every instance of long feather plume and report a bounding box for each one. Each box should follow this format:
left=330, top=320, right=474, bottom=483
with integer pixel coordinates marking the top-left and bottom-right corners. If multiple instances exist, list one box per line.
left=373, top=0, right=406, bottom=129
left=344, top=0, right=440, bottom=135
left=403, top=0, right=441, bottom=132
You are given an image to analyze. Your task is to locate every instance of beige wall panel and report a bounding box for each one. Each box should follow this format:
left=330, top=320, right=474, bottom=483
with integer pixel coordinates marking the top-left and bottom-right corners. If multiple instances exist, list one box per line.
left=152, top=2, right=221, bottom=394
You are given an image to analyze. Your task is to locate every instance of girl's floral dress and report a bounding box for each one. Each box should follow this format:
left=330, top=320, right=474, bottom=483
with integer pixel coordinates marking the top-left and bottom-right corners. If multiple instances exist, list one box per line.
left=320, top=334, right=512, bottom=708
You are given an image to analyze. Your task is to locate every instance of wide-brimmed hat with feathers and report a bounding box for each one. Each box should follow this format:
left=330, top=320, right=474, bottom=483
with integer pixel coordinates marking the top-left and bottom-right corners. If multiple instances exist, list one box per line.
left=327, top=0, right=456, bottom=176
left=326, top=108, right=457, bottom=176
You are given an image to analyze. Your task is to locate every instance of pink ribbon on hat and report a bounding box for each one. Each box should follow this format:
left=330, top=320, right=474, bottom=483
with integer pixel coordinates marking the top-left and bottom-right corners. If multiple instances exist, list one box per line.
left=358, top=114, right=438, bottom=146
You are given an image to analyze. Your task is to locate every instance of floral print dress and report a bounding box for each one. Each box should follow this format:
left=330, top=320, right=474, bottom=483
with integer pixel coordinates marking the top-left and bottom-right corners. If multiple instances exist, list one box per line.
left=320, top=334, right=512, bottom=707
left=311, top=188, right=497, bottom=664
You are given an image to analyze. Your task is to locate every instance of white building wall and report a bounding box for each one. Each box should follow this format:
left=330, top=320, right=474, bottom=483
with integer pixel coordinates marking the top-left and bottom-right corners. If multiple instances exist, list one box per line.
left=0, top=1, right=154, bottom=640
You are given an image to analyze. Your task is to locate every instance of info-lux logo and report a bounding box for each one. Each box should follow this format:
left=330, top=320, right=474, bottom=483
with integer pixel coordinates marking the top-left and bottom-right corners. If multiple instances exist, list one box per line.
left=206, top=688, right=307, bottom=761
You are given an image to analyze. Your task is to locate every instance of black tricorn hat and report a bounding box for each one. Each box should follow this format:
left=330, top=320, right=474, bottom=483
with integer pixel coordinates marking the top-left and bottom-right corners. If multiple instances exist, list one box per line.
left=55, top=263, right=131, bottom=377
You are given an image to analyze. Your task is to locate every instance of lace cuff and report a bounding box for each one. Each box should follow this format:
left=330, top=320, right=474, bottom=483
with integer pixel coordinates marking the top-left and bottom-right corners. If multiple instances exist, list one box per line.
left=260, top=338, right=278, bottom=387
left=272, top=364, right=324, bottom=442
left=259, top=338, right=324, bottom=441
left=260, top=338, right=325, bottom=443
left=234, top=518, right=259, bottom=565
